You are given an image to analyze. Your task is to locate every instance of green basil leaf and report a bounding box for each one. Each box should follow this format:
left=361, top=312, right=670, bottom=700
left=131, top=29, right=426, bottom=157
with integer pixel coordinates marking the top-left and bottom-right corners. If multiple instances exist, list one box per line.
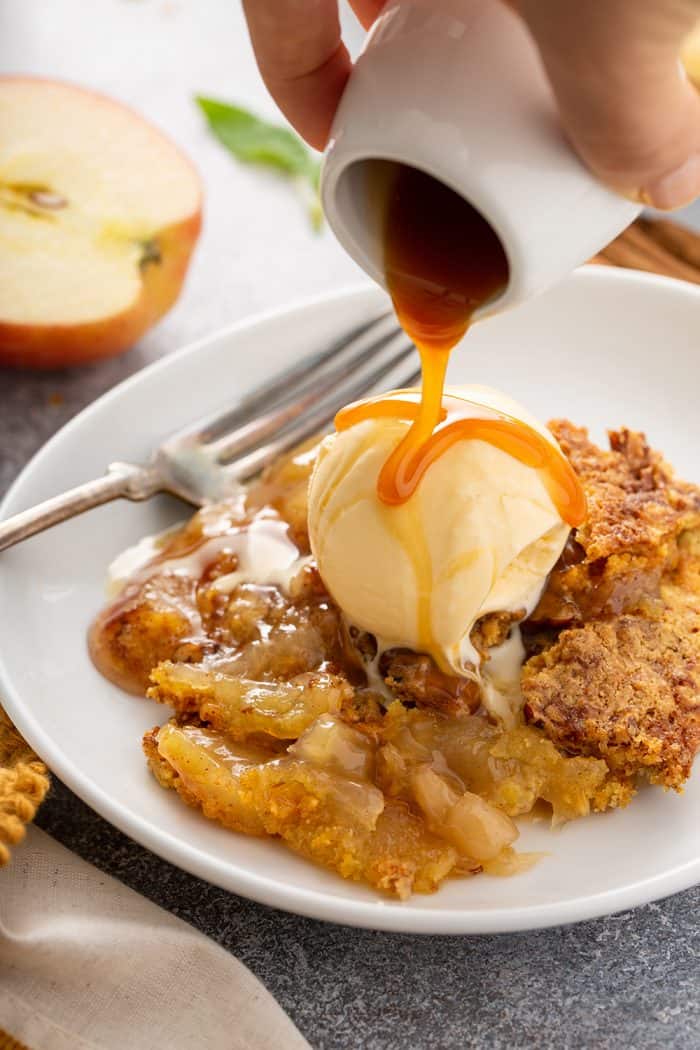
left=196, top=96, right=322, bottom=229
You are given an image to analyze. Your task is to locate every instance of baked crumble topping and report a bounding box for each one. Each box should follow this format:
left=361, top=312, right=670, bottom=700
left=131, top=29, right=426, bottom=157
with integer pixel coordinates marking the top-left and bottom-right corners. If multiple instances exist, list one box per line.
left=524, top=425, right=700, bottom=789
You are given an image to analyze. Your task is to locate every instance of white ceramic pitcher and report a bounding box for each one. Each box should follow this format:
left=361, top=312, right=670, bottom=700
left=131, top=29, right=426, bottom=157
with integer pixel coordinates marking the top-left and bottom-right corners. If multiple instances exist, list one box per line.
left=321, top=0, right=641, bottom=320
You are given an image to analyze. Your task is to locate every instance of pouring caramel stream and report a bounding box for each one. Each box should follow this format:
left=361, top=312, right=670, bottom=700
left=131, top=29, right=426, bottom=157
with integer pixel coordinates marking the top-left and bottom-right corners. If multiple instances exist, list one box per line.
left=335, top=164, right=586, bottom=527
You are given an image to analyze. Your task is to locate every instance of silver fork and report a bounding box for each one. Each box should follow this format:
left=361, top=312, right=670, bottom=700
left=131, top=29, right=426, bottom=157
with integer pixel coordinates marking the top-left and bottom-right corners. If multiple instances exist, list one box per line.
left=0, top=314, right=417, bottom=553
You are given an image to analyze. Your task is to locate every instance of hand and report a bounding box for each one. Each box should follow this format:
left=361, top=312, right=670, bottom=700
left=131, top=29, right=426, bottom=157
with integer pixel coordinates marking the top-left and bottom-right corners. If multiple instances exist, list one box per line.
left=242, top=0, right=700, bottom=210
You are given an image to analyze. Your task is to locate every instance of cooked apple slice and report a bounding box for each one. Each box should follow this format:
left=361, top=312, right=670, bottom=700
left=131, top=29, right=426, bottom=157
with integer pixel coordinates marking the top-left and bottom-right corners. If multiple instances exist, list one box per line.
left=0, top=76, right=202, bottom=367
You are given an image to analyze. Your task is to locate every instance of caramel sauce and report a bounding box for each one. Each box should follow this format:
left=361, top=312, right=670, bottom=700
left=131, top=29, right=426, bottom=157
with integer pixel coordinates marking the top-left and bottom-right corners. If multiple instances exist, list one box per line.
left=339, top=163, right=585, bottom=525
left=88, top=507, right=308, bottom=695
left=336, top=392, right=586, bottom=527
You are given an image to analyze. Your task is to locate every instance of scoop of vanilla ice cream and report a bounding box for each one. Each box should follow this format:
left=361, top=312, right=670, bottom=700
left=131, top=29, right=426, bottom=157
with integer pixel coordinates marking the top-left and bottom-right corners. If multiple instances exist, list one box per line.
left=308, top=385, right=570, bottom=683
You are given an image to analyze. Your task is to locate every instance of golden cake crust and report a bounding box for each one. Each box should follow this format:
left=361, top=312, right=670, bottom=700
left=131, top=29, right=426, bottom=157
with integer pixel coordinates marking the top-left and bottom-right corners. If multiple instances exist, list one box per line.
left=524, top=425, right=700, bottom=789
left=532, top=423, right=700, bottom=626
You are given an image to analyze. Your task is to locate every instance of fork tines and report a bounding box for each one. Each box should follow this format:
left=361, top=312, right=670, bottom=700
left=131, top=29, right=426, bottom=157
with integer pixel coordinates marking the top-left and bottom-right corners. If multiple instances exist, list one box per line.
left=168, top=312, right=419, bottom=487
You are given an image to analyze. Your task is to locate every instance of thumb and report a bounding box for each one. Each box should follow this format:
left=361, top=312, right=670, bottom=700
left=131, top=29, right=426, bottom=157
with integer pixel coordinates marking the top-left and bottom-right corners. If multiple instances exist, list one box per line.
left=518, top=0, right=700, bottom=209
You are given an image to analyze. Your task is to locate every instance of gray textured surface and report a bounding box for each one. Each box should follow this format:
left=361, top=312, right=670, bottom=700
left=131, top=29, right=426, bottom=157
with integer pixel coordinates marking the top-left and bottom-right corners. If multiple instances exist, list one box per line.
left=31, top=783, right=700, bottom=1050
left=4, top=2, right=700, bottom=1047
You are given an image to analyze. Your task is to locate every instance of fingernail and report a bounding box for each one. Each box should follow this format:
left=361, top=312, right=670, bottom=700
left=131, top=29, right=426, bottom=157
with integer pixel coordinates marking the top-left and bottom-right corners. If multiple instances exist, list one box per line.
left=644, top=154, right=700, bottom=211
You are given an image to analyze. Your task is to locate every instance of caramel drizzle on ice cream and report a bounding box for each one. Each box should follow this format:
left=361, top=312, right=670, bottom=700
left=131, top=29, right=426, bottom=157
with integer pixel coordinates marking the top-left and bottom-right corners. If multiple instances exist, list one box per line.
left=336, top=392, right=586, bottom=527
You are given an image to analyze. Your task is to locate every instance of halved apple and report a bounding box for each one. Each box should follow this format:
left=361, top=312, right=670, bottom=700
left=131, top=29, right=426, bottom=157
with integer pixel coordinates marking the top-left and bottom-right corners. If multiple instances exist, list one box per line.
left=0, top=77, right=202, bottom=368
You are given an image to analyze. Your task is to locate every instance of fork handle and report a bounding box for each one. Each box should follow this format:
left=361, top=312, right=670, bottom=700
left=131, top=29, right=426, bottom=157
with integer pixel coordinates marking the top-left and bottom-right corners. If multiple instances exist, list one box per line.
left=0, top=462, right=161, bottom=553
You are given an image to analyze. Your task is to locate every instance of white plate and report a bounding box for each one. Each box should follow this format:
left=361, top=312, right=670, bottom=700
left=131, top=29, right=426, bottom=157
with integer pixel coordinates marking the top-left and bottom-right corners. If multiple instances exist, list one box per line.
left=2, top=269, right=699, bottom=934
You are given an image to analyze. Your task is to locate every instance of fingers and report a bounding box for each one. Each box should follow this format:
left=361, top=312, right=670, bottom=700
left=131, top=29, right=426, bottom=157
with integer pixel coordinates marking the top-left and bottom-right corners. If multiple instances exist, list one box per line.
left=242, top=0, right=351, bottom=149
left=519, top=0, right=700, bottom=208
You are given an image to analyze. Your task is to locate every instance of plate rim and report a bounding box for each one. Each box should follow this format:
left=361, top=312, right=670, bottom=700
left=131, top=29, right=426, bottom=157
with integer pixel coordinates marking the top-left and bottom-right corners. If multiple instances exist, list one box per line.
left=3, top=269, right=700, bottom=934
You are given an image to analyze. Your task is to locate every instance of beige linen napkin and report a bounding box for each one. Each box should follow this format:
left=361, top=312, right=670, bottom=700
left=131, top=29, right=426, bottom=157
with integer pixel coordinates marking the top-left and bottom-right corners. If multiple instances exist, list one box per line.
left=0, top=826, right=310, bottom=1050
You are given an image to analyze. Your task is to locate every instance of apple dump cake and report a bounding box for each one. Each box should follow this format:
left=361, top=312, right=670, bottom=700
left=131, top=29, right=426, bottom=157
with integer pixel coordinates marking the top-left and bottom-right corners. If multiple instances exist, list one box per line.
left=90, top=386, right=700, bottom=899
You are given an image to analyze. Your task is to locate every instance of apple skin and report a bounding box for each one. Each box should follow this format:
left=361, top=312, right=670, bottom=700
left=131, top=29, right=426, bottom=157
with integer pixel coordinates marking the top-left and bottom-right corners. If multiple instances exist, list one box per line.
left=0, top=76, right=203, bottom=370
left=0, top=211, right=202, bottom=369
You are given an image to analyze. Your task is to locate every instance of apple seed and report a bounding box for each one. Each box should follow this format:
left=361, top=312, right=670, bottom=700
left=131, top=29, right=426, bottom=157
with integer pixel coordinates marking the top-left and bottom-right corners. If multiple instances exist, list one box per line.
left=29, top=189, right=68, bottom=210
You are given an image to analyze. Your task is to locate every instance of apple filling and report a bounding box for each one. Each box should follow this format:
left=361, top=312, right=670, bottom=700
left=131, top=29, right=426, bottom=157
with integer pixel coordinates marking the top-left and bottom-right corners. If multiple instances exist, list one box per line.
left=92, top=437, right=632, bottom=898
